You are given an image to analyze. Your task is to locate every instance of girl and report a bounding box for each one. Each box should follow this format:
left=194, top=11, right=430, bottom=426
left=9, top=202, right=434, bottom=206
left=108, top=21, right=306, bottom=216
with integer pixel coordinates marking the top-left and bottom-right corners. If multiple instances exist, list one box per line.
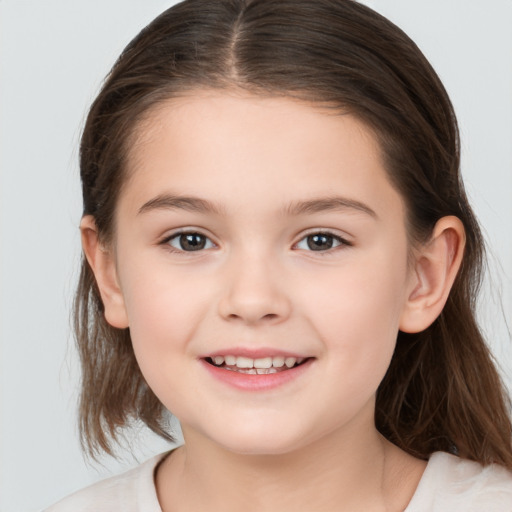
left=46, top=0, right=512, bottom=510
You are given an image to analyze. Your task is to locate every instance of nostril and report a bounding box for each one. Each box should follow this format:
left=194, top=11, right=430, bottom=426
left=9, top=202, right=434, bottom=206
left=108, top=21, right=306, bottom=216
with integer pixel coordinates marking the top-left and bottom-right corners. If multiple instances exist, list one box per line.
left=217, top=286, right=292, bottom=325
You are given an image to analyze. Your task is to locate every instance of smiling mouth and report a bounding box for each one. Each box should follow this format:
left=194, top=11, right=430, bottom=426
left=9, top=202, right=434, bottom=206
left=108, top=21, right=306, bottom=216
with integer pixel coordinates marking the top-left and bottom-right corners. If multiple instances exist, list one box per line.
left=204, top=355, right=310, bottom=375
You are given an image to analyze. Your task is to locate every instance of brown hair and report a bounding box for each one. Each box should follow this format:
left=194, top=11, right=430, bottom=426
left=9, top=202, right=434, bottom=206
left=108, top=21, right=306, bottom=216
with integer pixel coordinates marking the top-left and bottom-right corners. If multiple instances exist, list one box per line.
left=75, top=0, right=512, bottom=465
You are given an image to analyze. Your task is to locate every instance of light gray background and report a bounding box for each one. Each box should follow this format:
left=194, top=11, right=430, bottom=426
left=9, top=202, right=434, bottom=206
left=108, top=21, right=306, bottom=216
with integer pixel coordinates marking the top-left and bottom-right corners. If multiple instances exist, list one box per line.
left=1, top=1, right=511, bottom=511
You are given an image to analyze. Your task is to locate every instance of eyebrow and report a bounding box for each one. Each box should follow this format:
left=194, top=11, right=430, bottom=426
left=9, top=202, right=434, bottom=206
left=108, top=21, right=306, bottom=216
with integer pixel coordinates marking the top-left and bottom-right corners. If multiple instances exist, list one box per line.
left=138, top=194, right=226, bottom=216
left=284, top=196, right=377, bottom=218
left=138, top=193, right=377, bottom=219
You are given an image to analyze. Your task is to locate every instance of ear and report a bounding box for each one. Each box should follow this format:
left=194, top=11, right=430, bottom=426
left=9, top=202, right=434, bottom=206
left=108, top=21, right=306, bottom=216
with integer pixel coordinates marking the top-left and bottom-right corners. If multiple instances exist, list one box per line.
left=399, top=216, right=465, bottom=333
left=80, top=215, right=129, bottom=329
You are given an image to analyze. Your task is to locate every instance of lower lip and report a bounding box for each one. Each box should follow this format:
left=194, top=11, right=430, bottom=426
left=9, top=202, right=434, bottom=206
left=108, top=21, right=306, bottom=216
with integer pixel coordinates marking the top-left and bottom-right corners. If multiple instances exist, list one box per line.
left=200, top=359, right=314, bottom=391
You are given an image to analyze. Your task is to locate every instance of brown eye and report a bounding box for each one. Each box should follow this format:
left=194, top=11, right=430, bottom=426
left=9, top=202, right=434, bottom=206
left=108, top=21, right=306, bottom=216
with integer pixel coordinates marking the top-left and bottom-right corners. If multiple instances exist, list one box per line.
left=307, top=234, right=335, bottom=251
left=167, top=232, right=214, bottom=252
left=296, top=232, right=349, bottom=252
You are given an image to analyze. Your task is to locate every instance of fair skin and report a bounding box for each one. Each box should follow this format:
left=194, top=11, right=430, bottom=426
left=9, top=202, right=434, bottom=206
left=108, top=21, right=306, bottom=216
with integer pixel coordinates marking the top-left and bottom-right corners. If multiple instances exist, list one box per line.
left=82, top=91, right=465, bottom=511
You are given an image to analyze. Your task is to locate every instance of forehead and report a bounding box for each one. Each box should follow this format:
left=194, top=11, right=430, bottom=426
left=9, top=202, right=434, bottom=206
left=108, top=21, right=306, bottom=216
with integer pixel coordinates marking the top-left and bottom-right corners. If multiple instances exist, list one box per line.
left=121, top=91, right=405, bottom=221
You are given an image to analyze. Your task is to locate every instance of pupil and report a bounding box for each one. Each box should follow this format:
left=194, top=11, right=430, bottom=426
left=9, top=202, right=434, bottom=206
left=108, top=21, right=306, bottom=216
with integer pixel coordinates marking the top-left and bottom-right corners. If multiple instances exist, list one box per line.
left=307, top=234, right=333, bottom=251
left=181, top=233, right=205, bottom=251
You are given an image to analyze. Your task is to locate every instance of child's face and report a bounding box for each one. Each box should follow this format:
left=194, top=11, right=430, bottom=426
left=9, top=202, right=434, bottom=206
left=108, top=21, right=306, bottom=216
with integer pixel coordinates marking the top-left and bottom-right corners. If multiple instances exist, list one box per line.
left=107, top=92, right=418, bottom=454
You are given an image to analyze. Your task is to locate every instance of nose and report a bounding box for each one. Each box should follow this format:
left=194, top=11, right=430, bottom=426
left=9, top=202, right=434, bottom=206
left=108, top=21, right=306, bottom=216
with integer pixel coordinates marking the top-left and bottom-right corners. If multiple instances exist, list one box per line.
left=217, top=252, right=292, bottom=326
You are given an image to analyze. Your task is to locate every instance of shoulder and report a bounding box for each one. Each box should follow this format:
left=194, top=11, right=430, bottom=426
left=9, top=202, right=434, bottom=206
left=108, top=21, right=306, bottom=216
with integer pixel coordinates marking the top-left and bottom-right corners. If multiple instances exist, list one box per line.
left=407, top=451, right=512, bottom=512
left=43, top=452, right=169, bottom=512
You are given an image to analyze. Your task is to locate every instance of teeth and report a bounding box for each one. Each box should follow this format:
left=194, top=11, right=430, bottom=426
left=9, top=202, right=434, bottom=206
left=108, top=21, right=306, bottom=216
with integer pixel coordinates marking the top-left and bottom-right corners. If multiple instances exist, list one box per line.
left=210, top=354, right=304, bottom=369
left=285, top=357, right=297, bottom=368
left=272, top=356, right=285, bottom=368
left=254, top=357, right=272, bottom=369
left=236, top=356, right=254, bottom=368
left=224, top=355, right=236, bottom=365
left=256, top=368, right=278, bottom=374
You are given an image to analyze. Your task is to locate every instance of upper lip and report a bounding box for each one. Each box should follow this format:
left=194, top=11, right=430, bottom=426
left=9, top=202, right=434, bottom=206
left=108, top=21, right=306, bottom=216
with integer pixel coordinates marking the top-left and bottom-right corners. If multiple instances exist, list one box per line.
left=200, top=347, right=312, bottom=359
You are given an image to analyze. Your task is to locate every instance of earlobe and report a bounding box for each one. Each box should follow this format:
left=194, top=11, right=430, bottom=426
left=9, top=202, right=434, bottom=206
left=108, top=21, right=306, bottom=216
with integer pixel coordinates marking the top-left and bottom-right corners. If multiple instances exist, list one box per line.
left=399, top=216, right=465, bottom=333
left=80, top=215, right=129, bottom=329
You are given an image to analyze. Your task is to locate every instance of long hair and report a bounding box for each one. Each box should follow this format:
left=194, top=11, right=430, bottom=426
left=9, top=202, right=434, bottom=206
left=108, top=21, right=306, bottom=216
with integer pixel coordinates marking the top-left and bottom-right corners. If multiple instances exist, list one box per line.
left=75, top=0, right=512, bottom=465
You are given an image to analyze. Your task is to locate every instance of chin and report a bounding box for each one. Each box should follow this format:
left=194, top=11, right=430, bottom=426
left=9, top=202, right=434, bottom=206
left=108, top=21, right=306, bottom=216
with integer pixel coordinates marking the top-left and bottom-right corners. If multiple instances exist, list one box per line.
left=222, top=441, right=301, bottom=457
left=206, top=423, right=312, bottom=457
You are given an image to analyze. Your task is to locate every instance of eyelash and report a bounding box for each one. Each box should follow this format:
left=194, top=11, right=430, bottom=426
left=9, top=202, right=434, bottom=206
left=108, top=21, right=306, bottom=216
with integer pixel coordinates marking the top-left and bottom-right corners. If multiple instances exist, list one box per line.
left=160, top=230, right=216, bottom=253
left=159, top=229, right=352, bottom=255
left=295, top=231, right=352, bottom=253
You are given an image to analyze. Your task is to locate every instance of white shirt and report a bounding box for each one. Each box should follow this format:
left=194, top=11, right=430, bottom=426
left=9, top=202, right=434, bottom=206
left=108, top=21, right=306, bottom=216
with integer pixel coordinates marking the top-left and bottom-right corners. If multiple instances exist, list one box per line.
left=44, top=451, right=512, bottom=511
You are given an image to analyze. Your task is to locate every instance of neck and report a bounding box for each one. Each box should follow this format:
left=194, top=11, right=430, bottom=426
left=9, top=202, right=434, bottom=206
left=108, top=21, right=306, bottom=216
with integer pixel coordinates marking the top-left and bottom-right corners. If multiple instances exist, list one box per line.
left=156, top=411, right=425, bottom=512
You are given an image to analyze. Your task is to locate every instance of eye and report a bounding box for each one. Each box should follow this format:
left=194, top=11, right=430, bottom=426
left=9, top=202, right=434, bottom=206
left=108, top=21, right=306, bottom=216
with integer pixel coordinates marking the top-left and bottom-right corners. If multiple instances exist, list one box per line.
left=295, top=232, right=350, bottom=252
left=164, top=231, right=215, bottom=252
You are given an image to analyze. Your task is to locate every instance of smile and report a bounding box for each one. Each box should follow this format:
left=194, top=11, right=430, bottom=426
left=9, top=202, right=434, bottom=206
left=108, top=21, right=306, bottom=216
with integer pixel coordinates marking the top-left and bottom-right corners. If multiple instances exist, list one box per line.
left=205, top=355, right=308, bottom=374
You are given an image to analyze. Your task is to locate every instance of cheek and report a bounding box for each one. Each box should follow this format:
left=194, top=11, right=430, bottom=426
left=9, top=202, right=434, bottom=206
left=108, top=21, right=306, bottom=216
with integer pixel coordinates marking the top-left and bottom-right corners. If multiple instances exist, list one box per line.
left=299, top=251, right=410, bottom=383
left=119, top=263, right=212, bottom=374
left=306, top=254, right=407, bottom=327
